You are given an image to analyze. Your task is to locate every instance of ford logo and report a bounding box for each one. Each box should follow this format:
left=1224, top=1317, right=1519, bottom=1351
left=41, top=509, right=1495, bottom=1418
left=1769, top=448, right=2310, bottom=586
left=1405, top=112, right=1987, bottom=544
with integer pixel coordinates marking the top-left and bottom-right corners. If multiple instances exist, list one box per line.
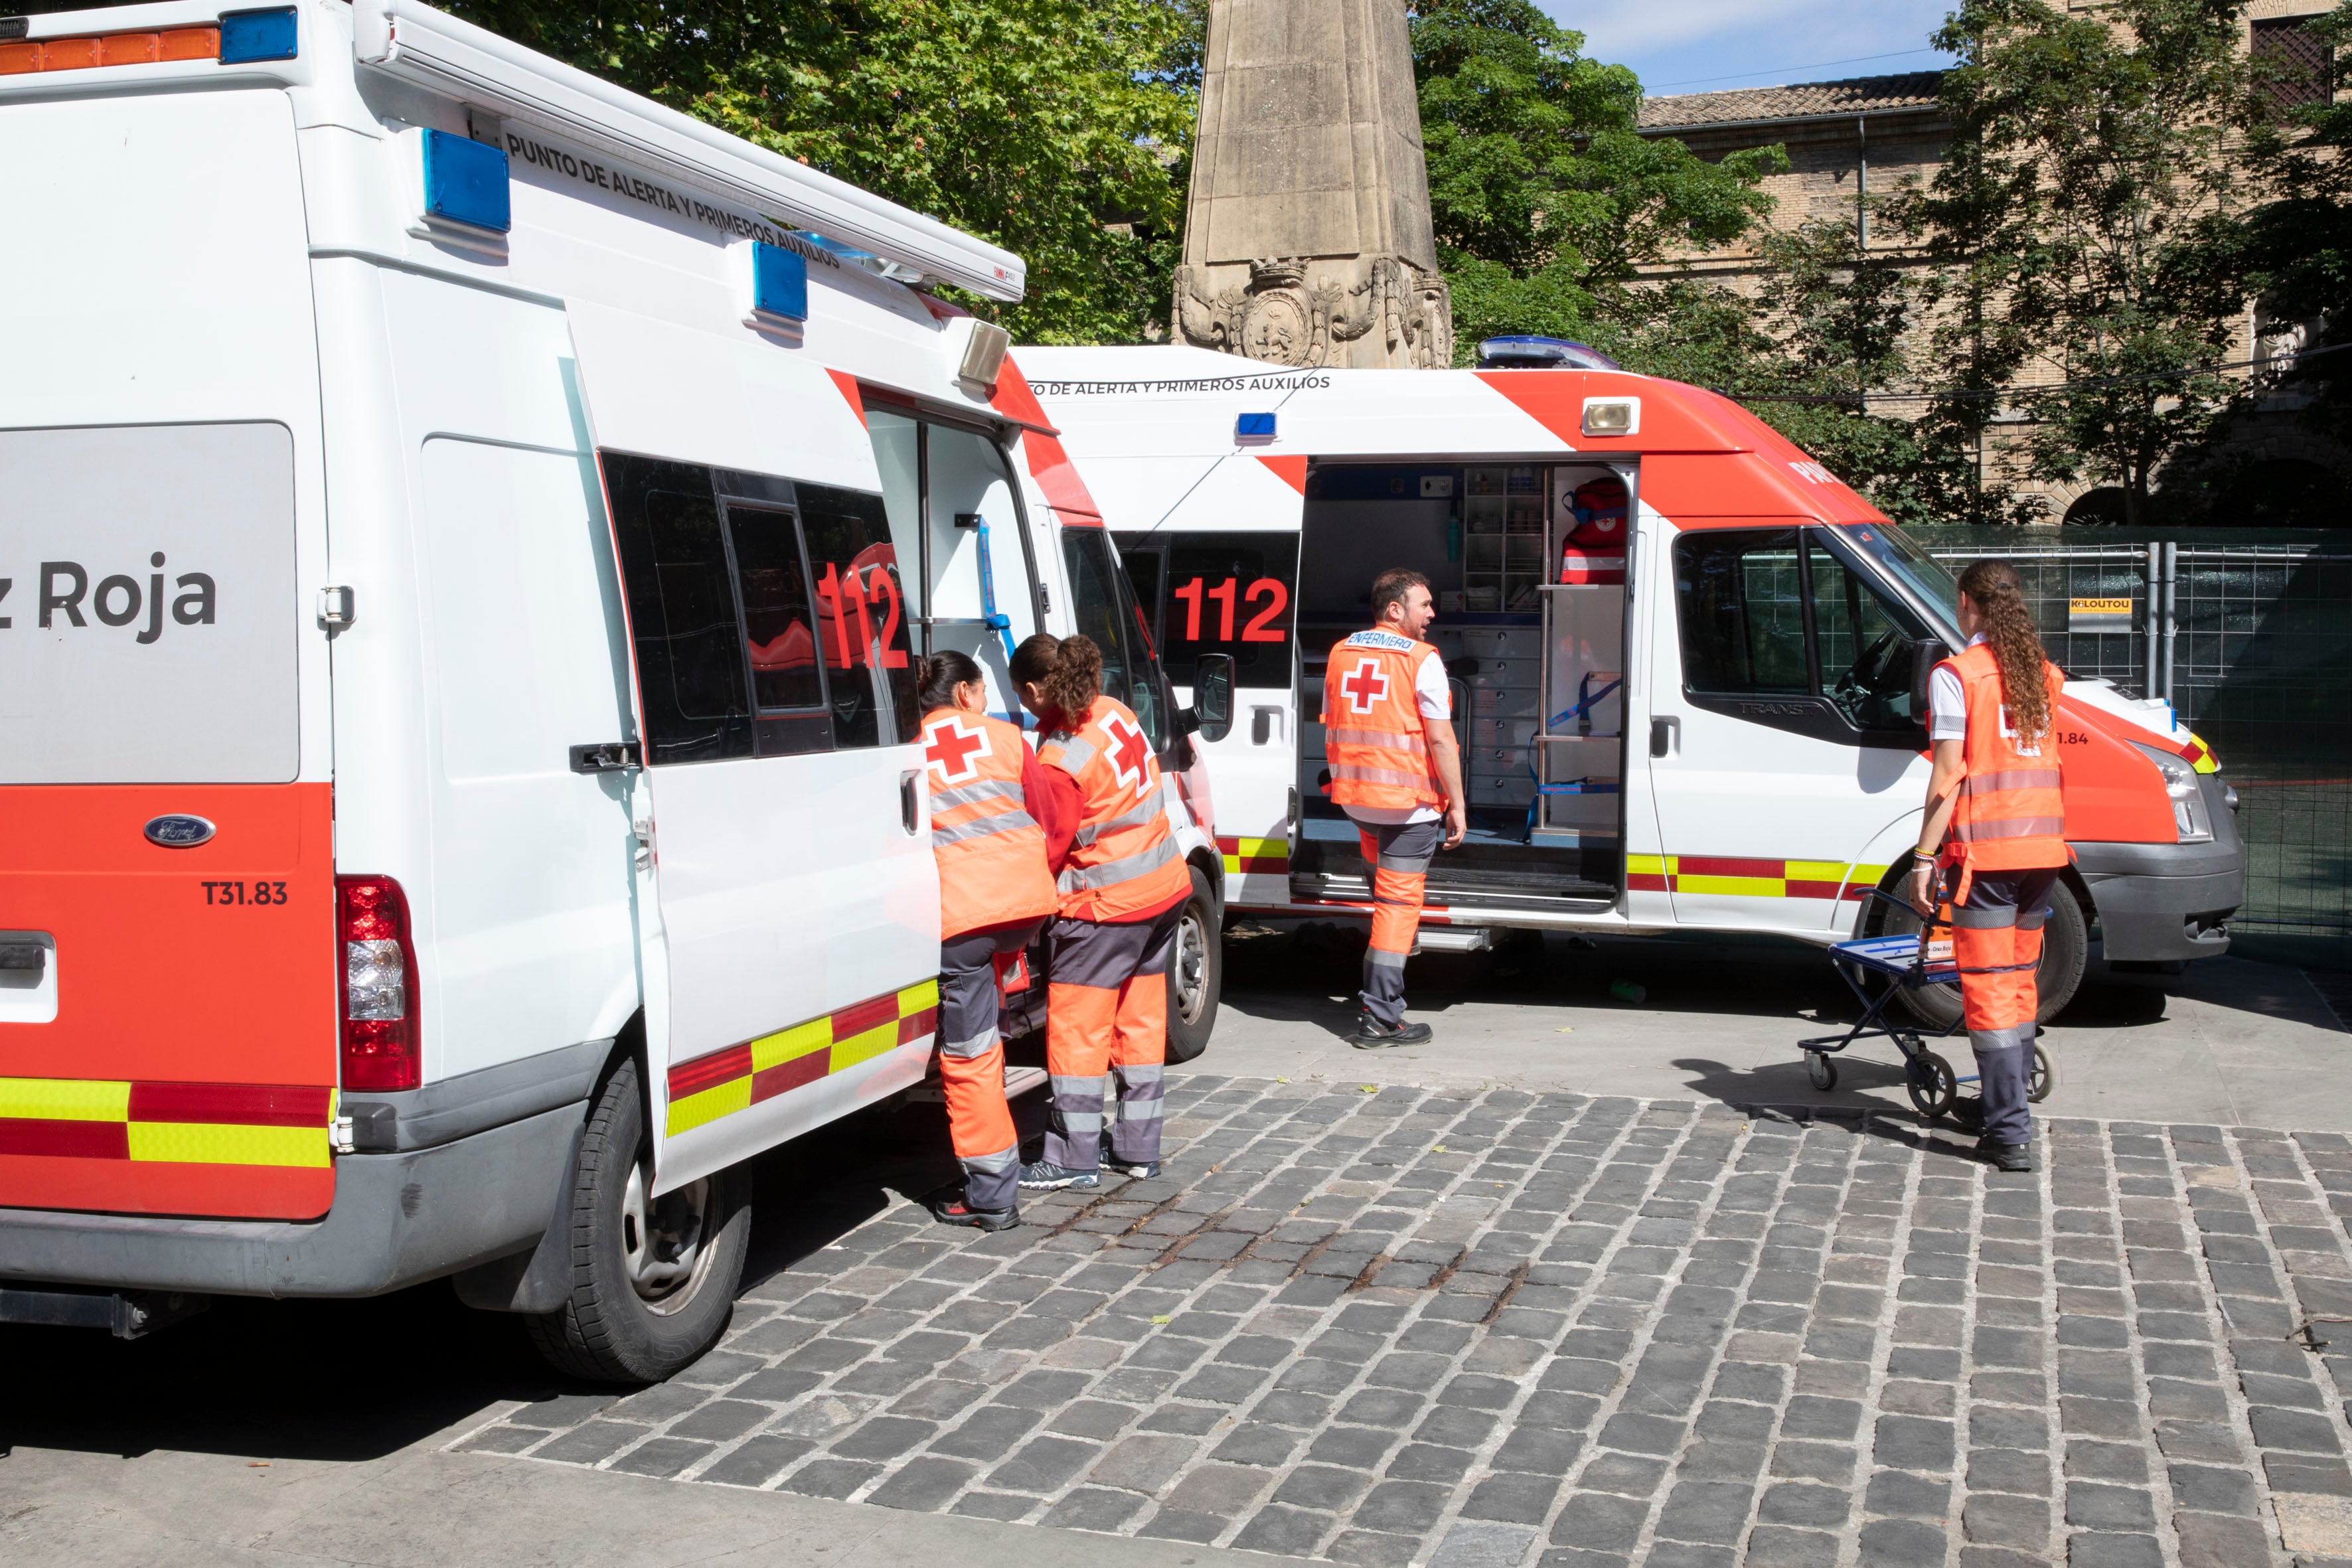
left=143, top=815, right=216, bottom=848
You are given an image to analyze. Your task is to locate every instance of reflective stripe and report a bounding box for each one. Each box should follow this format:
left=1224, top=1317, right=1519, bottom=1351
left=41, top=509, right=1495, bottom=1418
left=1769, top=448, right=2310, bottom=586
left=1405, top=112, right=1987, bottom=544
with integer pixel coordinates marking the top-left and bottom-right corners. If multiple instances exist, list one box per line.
left=1951, top=905, right=2019, bottom=931
left=963, top=1144, right=1018, bottom=1174
left=1118, top=1064, right=1164, bottom=1087
left=1954, top=815, right=2067, bottom=843
left=1377, top=849, right=1435, bottom=874
left=941, top=1026, right=1000, bottom=1059
left=1964, top=769, right=2063, bottom=796
left=931, top=809, right=1041, bottom=846
left=934, top=779, right=1025, bottom=811
left=1118, top=1097, right=1164, bottom=1122
left=1366, top=947, right=1407, bottom=971
left=1968, top=1025, right=2030, bottom=1054
left=1043, top=736, right=1097, bottom=775
left=1332, top=763, right=1431, bottom=788
left=1327, top=726, right=1427, bottom=753
left=1072, top=792, right=1163, bottom=847
left=1050, top=1073, right=1107, bottom=1103
left=1057, top=835, right=1180, bottom=892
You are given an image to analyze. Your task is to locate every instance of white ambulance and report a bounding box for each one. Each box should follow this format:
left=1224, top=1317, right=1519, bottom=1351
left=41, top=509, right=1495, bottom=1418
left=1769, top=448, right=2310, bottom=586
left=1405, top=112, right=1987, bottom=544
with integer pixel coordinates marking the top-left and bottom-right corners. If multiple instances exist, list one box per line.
left=1020, top=343, right=2246, bottom=1030
left=0, top=0, right=1223, bottom=1379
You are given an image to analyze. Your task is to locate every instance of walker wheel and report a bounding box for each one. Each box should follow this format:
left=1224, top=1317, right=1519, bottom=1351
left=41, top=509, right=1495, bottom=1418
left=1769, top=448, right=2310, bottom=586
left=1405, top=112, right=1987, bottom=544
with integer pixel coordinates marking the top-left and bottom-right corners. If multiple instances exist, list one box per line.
left=1806, top=1053, right=1838, bottom=1091
left=1907, top=1052, right=1958, bottom=1121
left=2029, top=1041, right=2057, bottom=1104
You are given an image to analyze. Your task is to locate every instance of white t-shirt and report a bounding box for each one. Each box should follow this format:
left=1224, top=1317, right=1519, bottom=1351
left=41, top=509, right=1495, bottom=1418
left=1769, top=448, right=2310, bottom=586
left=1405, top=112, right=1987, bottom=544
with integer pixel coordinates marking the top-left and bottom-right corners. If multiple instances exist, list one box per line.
left=1928, top=633, right=1984, bottom=742
left=1342, top=646, right=1453, bottom=826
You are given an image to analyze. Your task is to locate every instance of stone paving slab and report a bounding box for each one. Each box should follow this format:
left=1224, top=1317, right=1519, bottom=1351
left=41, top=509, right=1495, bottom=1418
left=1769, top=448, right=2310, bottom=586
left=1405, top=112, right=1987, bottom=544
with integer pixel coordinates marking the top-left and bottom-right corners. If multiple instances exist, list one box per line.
left=451, top=1076, right=2352, bottom=1567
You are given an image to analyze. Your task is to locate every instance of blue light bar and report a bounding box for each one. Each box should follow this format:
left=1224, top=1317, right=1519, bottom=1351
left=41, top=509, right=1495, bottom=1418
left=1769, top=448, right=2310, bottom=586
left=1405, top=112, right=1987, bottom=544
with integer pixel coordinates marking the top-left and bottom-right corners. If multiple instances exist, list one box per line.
left=1475, top=335, right=1620, bottom=371
left=751, top=241, right=809, bottom=323
left=1236, top=412, right=1277, bottom=443
left=422, top=128, right=512, bottom=234
left=217, top=7, right=297, bottom=64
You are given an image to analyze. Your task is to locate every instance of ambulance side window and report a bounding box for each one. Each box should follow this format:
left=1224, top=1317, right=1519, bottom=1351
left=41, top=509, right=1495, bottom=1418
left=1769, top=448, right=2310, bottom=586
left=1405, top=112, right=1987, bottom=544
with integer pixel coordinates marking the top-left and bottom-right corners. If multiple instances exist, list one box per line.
left=1141, top=534, right=1300, bottom=691
left=1061, top=528, right=1165, bottom=750
left=604, top=454, right=755, bottom=764
left=722, top=501, right=833, bottom=757
left=1674, top=529, right=1810, bottom=698
left=1808, top=535, right=1932, bottom=732
left=799, top=485, right=917, bottom=748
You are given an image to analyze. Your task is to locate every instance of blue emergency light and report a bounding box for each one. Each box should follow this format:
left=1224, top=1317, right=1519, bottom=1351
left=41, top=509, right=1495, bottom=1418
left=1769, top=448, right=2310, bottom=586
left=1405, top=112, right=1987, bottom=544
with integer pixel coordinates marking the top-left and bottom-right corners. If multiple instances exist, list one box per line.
left=751, top=242, right=809, bottom=323
left=422, top=128, right=512, bottom=234
left=1236, top=412, right=1277, bottom=443
left=217, top=7, right=297, bottom=64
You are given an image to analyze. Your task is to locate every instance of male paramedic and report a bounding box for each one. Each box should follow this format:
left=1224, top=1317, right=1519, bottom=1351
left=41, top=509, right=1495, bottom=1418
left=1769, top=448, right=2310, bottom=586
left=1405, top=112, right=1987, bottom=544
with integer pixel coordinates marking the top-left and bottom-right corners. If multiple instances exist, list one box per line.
left=1322, top=568, right=1468, bottom=1048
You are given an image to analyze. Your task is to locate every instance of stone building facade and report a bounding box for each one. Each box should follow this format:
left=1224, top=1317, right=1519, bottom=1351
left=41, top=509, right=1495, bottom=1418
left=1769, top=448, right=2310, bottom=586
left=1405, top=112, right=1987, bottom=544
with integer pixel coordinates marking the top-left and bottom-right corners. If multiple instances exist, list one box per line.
left=1634, top=1, right=2346, bottom=523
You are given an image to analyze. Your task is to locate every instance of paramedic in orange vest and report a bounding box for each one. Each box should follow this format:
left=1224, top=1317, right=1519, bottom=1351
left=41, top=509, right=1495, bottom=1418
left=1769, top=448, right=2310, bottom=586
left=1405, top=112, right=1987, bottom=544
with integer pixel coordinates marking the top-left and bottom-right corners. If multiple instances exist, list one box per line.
left=1323, top=568, right=1468, bottom=1048
left=1008, top=633, right=1192, bottom=1190
left=915, top=651, right=1061, bottom=1227
left=1909, top=560, right=2069, bottom=1174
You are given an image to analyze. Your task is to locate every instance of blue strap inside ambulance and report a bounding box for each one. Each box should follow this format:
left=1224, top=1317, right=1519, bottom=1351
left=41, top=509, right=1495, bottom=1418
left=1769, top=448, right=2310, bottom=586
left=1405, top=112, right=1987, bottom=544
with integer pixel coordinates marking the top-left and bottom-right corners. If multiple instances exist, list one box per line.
left=1549, top=672, right=1622, bottom=733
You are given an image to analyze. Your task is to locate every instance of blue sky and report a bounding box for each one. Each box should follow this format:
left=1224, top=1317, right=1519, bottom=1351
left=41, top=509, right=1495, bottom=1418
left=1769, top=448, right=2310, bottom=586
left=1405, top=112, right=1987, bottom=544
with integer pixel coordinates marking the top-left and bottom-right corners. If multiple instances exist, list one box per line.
left=1549, top=1, right=1961, bottom=97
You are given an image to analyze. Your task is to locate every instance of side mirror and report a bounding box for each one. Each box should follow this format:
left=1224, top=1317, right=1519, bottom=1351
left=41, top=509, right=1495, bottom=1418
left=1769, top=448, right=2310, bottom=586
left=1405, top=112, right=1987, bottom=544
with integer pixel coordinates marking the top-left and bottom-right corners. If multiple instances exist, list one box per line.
left=1190, top=653, right=1236, bottom=744
left=1909, top=639, right=1948, bottom=722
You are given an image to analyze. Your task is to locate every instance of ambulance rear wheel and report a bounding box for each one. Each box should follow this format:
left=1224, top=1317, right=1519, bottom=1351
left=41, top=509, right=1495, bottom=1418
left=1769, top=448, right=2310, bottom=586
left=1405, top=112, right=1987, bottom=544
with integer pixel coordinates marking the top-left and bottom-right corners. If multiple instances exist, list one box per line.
left=1871, top=878, right=2087, bottom=1032
left=1166, top=865, right=1221, bottom=1065
left=527, top=1056, right=751, bottom=1384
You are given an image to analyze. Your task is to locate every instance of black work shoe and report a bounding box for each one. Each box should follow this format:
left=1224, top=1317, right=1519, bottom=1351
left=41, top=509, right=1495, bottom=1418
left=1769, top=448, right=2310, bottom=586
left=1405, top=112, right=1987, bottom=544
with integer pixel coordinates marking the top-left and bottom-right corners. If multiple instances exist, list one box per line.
left=1354, top=1013, right=1433, bottom=1048
left=929, top=1192, right=1020, bottom=1230
left=1017, top=1160, right=1099, bottom=1191
left=1980, top=1139, right=2036, bottom=1173
left=1104, top=1156, right=1161, bottom=1180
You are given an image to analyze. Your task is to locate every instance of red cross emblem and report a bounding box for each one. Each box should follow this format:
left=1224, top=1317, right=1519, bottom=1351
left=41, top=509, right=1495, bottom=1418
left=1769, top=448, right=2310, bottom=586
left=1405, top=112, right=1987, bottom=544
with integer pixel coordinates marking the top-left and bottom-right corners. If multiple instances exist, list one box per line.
left=924, top=714, right=990, bottom=785
left=1102, top=712, right=1152, bottom=799
left=1340, top=658, right=1389, bottom=715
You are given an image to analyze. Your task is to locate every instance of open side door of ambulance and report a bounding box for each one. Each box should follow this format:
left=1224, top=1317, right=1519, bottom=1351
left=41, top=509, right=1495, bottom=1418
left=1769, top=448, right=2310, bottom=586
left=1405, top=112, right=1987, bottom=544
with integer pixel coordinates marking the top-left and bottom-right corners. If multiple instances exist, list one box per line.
left=566, top=304, right=941, bottom=1196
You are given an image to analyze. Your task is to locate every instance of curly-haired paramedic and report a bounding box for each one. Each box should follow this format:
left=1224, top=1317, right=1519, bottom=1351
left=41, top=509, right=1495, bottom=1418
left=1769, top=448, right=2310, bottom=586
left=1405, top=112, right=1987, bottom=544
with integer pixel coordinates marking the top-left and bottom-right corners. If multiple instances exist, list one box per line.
left=1910, top=559, right=2069, bottom=1174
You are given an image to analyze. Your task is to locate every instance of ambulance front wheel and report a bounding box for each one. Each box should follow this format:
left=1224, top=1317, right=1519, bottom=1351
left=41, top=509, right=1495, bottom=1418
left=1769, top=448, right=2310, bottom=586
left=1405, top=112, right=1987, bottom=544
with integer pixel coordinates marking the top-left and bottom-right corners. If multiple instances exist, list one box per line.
left=1165, top=865, right=1221, bottom=1065
left=527, top=1056, right=752, bottom=1383
left=1876, top=878, right=2088, bottom=1032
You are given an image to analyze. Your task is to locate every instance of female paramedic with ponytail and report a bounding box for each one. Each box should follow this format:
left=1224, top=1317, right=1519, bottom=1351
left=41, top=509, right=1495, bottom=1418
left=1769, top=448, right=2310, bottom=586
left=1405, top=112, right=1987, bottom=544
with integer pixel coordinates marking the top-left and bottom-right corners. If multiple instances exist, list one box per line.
left=1009, top=634, right=1192, bottom=1191
left=914, top=651, right=1061, bottom=1229
left=1910, top=560, right=2069, bottom=1174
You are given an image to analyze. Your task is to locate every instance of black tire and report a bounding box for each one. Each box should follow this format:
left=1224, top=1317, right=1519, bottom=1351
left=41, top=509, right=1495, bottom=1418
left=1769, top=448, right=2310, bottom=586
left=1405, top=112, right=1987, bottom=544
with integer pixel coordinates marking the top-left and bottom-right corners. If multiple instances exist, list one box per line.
left=1806, top=1053, right=1838, bottom=1091
left=527, top=1058, right=751, bottom=1383
left=1869, top=876, right=2088, bottom=1031
left=1908, top=1050, right=1958, bottom=1121
left=1165, top=864, right=1221, bottom=1065
left=2029, top=1040, right=2057, bottom=1103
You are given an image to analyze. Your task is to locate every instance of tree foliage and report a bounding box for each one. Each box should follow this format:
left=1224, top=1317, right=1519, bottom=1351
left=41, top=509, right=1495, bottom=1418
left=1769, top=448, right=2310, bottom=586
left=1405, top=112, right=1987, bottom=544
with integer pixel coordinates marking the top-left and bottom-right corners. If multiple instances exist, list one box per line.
left=1404, top=0, right=1783, bottom=362
left=440, top=0, right=1199, bottom=344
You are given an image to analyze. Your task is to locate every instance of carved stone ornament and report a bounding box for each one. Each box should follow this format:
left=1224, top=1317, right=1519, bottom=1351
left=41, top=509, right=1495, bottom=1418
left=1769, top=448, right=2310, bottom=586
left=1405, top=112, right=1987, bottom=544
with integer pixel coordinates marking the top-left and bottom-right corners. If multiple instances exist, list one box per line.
left=1173, top=254, right=1454, bottom=370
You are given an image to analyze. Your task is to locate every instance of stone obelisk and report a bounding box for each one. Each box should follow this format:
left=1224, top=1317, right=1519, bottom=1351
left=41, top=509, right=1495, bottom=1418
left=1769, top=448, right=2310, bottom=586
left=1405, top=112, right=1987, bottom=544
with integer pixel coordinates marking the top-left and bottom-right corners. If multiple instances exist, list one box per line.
left=1174, top=0, right=1454, bottom=369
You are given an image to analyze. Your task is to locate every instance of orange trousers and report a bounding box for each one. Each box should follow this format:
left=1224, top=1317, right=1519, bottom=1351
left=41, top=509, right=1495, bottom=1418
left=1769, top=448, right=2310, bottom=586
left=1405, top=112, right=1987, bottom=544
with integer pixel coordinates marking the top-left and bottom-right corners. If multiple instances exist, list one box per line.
left=1356, top=818, right=1441, bottom=1026
left=1948, top=865, right=2059, bottom=1146
left=938, top=923, right=1038, bottom=1212
left=1043, top=906, right=1178, bottom=1170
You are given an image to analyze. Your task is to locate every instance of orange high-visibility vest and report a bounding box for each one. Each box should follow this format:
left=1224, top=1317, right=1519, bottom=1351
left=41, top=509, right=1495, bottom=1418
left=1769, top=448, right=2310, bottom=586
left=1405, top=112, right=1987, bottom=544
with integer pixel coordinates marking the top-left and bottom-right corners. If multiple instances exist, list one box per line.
left=1939, top=643, right=2069, bottom=889
left=1322, top=629, right=1445, bottom=813
left=1038, top=696, right=1190, bottom=922
left=922, top=707, right=1059, bottom=940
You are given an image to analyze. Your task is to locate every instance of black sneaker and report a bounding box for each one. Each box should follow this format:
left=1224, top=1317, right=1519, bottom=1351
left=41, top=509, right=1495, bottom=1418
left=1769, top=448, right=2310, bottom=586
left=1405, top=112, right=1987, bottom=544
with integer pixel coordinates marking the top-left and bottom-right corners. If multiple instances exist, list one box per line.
left=929, top=1192, right=1021, bottom=1230
left=1104, top=1156, right=1161, bottom=1180
left=1980, top=1139, right=2035, bottom=1173
left=1018, top=1159, right=1100, bottom=1190
left=1354, top=1013, right=1433, bottom=1049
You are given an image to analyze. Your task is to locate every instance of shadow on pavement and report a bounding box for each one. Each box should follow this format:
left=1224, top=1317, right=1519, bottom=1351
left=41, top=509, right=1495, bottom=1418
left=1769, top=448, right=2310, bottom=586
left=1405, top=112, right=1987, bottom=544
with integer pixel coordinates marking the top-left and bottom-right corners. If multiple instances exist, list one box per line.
left=0, top=1095, right=986, bottom=1466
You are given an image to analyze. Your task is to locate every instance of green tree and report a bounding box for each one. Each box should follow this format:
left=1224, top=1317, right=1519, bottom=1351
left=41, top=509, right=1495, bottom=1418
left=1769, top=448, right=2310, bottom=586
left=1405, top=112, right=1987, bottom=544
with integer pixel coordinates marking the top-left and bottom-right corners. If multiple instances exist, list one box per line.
left=1901, top=0, right=2264, bottom=526
left=1405, top=0, right=1784, bottom=362
left=441, top=0, right=1199, bottom=344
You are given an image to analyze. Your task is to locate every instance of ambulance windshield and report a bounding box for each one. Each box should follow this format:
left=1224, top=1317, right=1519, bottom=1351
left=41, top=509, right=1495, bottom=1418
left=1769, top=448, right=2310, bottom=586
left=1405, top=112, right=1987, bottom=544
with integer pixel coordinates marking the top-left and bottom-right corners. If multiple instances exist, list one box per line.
left=1836, top=524, right=1962, bottom=635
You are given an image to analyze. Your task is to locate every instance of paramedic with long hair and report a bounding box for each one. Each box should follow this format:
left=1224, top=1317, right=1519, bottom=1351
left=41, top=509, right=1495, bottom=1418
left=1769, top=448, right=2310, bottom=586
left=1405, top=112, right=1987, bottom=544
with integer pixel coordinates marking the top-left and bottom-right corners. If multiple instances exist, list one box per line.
left=1009, top=633, right=1191, bottom=1190
left=1910, top=559, right=2069, bottom=1174
left=914, top=651, right=1061, bottom=1228
left=1322, top=568, right=1468, bottom=1048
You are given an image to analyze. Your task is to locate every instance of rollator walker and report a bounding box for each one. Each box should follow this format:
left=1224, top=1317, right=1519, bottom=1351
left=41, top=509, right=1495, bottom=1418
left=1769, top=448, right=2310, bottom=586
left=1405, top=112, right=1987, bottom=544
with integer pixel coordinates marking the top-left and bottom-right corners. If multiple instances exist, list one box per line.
left=1799, top=889, right=2057, bottom=1124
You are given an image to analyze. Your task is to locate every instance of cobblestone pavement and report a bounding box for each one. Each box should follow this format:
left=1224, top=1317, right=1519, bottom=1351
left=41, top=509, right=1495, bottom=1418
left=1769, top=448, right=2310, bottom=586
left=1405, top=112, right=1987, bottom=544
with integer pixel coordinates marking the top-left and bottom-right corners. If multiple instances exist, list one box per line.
left=454, top=1076, right=2352, bottom=1567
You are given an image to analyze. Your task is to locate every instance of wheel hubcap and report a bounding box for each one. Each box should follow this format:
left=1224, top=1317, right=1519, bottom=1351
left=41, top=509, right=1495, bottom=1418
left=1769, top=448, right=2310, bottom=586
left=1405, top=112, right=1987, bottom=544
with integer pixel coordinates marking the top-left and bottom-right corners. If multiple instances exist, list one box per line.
left=1174, top=907, right=1209, bottom=1024
left=620, top=1161, right=716, bottom=1313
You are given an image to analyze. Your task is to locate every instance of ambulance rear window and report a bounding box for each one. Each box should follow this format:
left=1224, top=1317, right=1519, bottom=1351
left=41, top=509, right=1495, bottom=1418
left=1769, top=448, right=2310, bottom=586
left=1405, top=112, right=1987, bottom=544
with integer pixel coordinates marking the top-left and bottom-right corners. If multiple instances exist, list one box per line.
left=1, top=422, right=298, bottom=783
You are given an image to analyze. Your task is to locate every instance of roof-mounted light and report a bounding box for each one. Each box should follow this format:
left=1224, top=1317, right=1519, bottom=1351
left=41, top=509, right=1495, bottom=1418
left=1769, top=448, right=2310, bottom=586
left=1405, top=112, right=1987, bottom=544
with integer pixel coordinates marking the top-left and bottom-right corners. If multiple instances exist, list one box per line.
left=749, top=241, right=809, bottom=326
left=1477, top=336, right=1620, bottom=372
left=0, top=23, right=220, bottom=75
left=421, top=127, right=511, bottom=234
left=1235, top=412, right=1278, bottom=445
left=218, top=7, right=297, bottom=65
left=1581, top=398, right=1640, bottom=437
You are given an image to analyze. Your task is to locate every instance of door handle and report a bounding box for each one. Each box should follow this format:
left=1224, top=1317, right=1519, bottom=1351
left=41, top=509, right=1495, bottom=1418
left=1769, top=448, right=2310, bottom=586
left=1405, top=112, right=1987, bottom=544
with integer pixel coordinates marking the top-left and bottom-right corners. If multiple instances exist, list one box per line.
left=1650, top=716, right=1680, bottom=758
left=900, top=771, right=921, bottom=836
left=1251, top=706, right=1284, bottom=745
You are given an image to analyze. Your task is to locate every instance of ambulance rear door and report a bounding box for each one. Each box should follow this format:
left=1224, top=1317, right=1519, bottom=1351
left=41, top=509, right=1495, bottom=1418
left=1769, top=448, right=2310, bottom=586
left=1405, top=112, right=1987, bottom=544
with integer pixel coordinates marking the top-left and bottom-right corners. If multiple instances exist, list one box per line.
left=568, top=305, right=938, bottom=1195
left=1642, top=520, right=1936, bottom=932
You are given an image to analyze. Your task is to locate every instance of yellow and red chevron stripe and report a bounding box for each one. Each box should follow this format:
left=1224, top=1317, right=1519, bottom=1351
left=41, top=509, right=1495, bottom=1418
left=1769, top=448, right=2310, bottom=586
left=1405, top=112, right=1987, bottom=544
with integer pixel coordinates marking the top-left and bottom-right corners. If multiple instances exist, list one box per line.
left=0, top=1077, right=334, bottom=1166
left=1628, top=856, right=1891, bottom=900
left=1218, top=835, right=1289, bottom=876
left=665, top=979, right=940, bottom=1138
